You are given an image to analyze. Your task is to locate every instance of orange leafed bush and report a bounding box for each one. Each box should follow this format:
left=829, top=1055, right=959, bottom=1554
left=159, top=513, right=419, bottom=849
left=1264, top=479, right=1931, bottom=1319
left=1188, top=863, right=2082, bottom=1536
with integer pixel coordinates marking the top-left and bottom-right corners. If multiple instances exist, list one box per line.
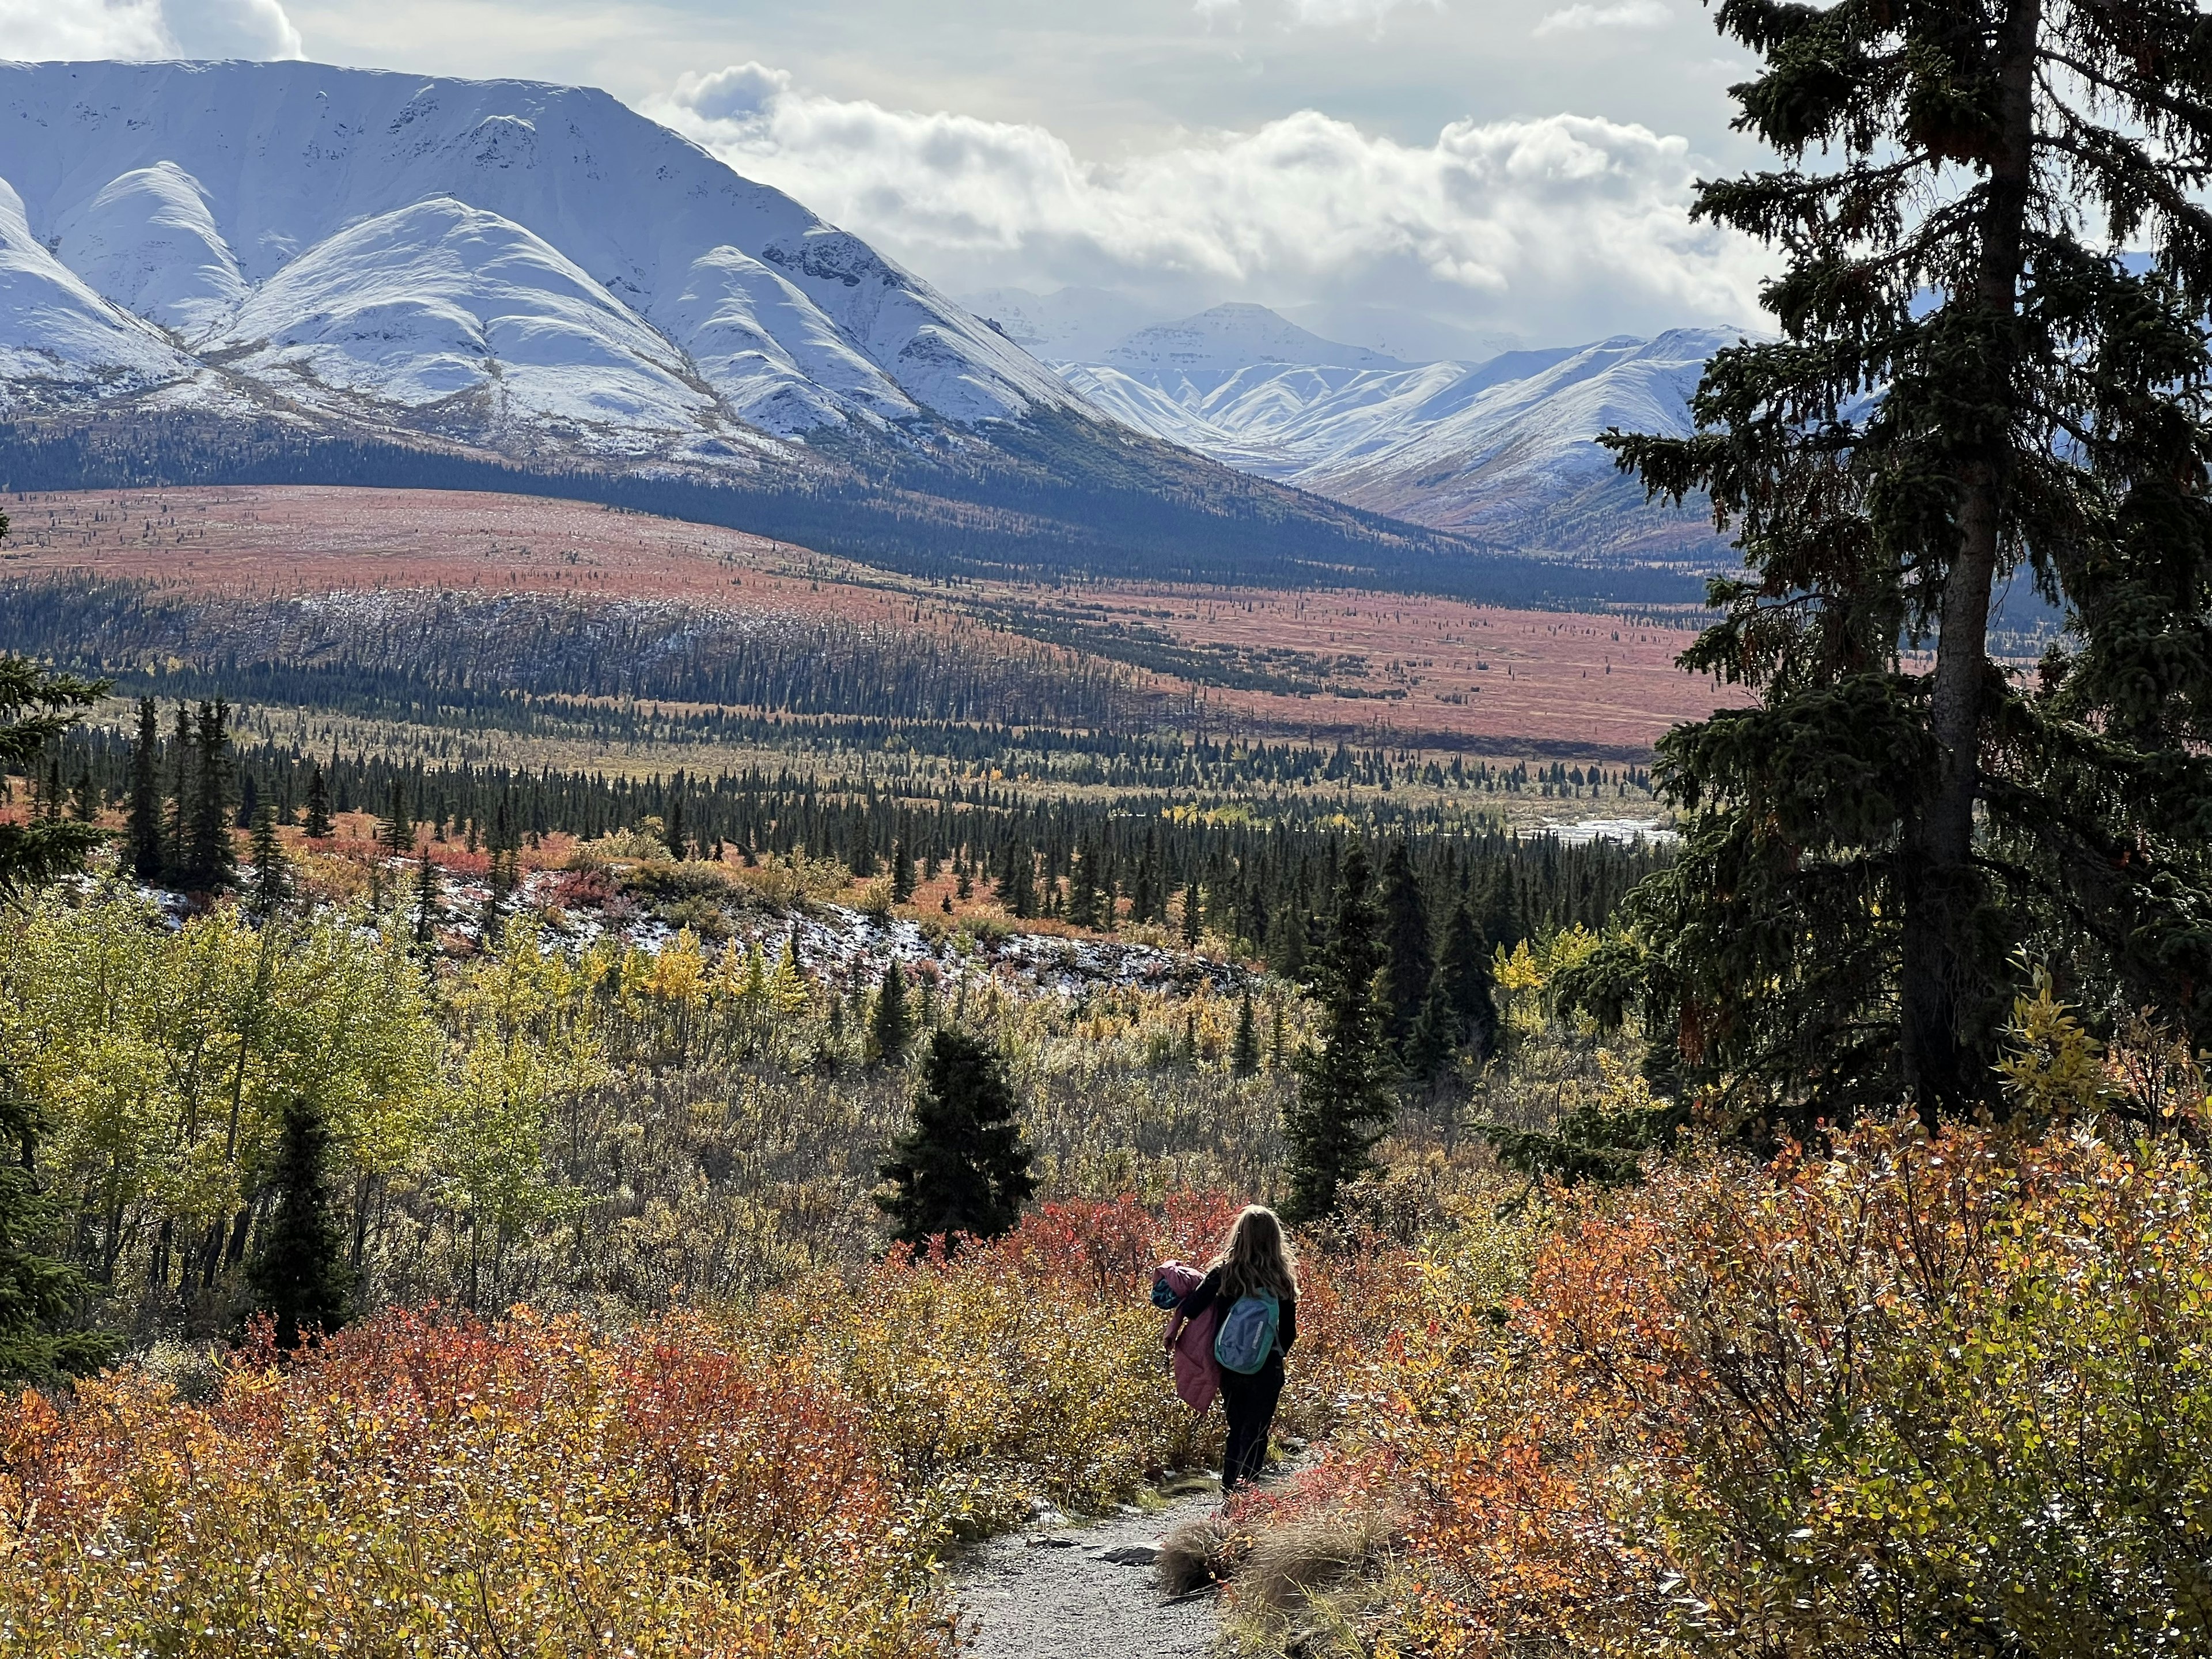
left=0, top=1193, right=1409, bottom=1654
left=0, top=1309, right=944, bottom=1658
left=794, top=1194, right=1415, bottom=1536
left=1252, top=1120, right=2212, bottom=1659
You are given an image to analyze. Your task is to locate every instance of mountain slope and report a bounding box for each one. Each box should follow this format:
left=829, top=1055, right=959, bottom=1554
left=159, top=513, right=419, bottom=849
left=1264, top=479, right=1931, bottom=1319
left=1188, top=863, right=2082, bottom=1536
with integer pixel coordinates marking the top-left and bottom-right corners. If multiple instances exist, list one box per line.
left=1058, top=307, right=1737, bottom=566
left=0, top=59, right=1700, bottom=604
left=0, top=58, right=1074, bottom=444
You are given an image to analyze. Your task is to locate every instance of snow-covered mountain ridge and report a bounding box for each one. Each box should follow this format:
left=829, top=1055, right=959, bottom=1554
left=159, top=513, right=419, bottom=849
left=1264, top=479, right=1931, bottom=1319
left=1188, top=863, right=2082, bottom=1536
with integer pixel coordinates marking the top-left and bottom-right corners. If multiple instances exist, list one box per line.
left=0, top=57, right=1080, bottom=461
left=1034, top=301, right=1743, bottom=564
left=0, top=60, right=1711, bottom=600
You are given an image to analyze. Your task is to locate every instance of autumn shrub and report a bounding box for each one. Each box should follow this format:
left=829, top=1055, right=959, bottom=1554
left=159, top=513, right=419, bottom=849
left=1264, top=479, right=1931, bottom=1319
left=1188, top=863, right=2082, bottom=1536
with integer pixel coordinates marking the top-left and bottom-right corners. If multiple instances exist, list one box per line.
left=0, top=1308, right=944, bottom=1658
left=786, top=1194, right=1416, bottom=1540
left=1233, top=1120, right=2212, bottom=1659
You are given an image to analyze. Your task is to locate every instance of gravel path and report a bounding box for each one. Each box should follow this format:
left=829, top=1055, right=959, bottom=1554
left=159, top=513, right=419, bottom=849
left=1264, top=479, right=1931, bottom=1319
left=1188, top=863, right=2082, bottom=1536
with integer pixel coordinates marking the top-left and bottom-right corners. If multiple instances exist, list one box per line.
left=953, top=1477, right=1222, bottom=1658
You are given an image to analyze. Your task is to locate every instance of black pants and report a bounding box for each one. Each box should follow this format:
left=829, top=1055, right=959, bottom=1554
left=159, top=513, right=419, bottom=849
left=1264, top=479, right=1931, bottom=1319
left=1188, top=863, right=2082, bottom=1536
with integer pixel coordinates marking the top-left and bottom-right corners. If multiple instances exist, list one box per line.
left=1219, top=1356, right=1284, bottom=1491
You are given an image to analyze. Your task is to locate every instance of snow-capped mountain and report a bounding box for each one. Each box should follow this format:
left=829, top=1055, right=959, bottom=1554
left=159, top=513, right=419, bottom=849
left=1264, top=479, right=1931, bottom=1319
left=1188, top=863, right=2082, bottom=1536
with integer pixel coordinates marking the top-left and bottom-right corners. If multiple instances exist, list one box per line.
left=0, top=58, right=1081, bottom=461
left=1058, top=306, right=1741, bottom=563
left=0, top=59, right=1711, bottom=599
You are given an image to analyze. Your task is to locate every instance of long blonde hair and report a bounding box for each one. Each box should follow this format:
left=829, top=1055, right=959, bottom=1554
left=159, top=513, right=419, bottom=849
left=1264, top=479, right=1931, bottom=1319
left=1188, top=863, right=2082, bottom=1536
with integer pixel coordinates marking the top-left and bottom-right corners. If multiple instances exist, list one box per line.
left=1209, top=1205, right=1298, bottom=1303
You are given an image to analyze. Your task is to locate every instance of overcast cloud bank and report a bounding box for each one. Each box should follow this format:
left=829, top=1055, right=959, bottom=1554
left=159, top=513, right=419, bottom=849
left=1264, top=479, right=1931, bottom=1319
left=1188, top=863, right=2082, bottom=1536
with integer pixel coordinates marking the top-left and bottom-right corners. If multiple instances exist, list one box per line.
left=656, top=63, right=1767, bottom=350
left=14, top=0, right=1769, bottom=353
left=3, top=0, right=300, bottom=63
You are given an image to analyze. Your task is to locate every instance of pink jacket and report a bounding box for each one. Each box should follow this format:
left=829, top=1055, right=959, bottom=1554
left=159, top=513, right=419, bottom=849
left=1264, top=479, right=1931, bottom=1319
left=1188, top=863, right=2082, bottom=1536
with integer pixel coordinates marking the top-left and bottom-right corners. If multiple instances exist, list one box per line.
left=1156, top=1260, right=1221, bottom=1415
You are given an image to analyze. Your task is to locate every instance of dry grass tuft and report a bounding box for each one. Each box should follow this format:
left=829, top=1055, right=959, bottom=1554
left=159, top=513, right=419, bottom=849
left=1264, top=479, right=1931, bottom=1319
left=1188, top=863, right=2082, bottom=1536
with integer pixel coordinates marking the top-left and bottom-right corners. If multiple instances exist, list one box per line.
left=1158, top=1514, right=1238, bottom=1597
left=1218, top=1504, right=1402, bottom=1657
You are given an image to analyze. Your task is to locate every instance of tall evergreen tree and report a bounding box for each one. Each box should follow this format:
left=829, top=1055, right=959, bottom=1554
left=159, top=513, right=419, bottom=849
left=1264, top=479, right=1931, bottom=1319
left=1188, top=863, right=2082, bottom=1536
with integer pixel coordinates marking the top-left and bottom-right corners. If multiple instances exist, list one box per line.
left=377, top=779, right=411, bottom=863
left=245, top=1096, right=355, bottom=1350
left=1284, top=844, right=1395, bottom=1222
left=0, top=1065, right=112, bottom=1381
left=1232, top=991, right=1261, bottom=1077
left=876, top=1027, right=1036, bottom=1249
left=302, top=764, right=334, bottom=839
left=0, top=653, right=107, bottom=906
left=1002, top=839, right=1034, bottom=918
left=248, top=805, right=290, bottom=919
left=1602, top=0, right=2212, bottom=1127
left=1377, top=839, right=1433, bottom=1049
left=870, top=957, right=912, bottom=1066
left=1180, top=878, right=1203, bottom=947
left=1406, top=906, right=1502, bottom=1089
left=164, top=702, right=192, bottom=876
left=411, top=841, right=440, bottom=951
left=889, top=836, right=916, bottom=903
left=126, top=695, right=163, bottom=880
left=1067, top=840, right=1103, bottom=930
left=179, top=699, right=237, bottom=891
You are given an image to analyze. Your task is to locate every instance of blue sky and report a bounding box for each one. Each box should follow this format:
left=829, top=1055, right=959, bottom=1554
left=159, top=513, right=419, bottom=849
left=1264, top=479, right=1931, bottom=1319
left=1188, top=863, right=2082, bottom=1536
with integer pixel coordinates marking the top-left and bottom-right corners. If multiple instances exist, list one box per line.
left=12, top=0, right=1778, bottom=353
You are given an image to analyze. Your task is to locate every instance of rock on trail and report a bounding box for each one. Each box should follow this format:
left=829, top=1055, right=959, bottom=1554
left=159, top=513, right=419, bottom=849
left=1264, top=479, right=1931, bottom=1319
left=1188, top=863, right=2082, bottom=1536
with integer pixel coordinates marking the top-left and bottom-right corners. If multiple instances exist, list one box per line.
left=955, top=1480, right=1221, bottom=1658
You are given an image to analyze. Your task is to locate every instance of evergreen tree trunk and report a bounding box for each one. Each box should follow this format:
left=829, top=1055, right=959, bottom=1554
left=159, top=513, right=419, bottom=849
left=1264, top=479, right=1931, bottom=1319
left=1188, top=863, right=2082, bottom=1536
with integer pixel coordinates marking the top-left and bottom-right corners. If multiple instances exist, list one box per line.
left=1903, top=0, right=2039, bottom=1116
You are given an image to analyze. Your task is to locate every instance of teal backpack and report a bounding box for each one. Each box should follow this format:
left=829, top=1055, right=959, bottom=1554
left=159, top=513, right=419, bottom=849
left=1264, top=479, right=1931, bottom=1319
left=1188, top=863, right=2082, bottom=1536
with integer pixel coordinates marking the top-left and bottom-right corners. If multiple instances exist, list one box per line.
left=1212, top=1290, right=1281, bottom=1374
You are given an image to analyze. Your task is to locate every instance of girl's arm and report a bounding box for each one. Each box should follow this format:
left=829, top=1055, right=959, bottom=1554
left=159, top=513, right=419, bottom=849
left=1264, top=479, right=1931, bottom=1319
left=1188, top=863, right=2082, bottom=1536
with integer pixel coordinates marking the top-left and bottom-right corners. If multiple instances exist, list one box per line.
left=1279, top=1294, right=1297, bottom=1353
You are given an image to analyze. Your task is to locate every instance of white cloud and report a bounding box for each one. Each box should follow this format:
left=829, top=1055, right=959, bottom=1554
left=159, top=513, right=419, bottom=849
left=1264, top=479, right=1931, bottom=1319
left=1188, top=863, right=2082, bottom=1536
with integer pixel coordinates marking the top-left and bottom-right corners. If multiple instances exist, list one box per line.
left=1283, top=0, right=1440, bottom=25
left=1193, top=0, right=1439, bottom=25
left=1533, top=1, right=1671, bottom=36
left=0, top=0, right=170, bottom=58
left=163, top=0, right=302, bottom=58
left=0, top=0, right=301, bottom=60
left=656, top=63, right=1767, bottom=346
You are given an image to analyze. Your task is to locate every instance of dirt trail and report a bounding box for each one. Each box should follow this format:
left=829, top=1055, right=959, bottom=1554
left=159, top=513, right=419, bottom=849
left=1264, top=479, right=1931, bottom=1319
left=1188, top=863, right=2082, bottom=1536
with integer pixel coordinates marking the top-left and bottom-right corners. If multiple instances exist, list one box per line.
left=954, top=1478, right=1222, bottom=1658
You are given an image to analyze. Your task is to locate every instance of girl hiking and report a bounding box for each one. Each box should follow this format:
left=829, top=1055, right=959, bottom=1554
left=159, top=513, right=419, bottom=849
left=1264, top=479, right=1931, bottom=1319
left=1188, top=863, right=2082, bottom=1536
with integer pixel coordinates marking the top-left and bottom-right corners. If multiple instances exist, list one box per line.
left=1164, top=1205, right=1298, bottom=1492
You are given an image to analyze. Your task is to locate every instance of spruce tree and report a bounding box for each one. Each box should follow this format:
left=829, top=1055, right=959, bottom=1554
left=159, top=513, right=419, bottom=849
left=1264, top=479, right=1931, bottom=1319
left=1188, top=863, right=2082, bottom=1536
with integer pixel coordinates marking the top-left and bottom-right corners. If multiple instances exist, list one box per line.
left=1002, top=840, right=1034, bottom=918
left=126, top=695, right=163, bottom=880
left=1067, top=840, right=1102, bottom=930
left=665, top=791, right=687, bottom=860
left=248, top=805, right=289, bottom=919
left=302, top=764, right=334, bottom=839
left=1602, top=0, right=2212, bottom=1127
left=870, top=957, right=912, bottom=1065
left=0, top=654, right=107, bottom=906
left=1181, top=879, right=1203, bottom=948
left=180, top=699, right=237, bottom=892
left=889, top=837, right=916, bottom=903
left=245, top=1096, right=355, bottom=1350
left=876, top=1027, right=1036, bottom=1249
left=411, top=842, right=440, bottom=951
left=1377, top=840, right=1433, bottom=1049
left=0, top=1065, right=113, bottom=1381
left=1232, top=991, right=1261, bottom=1077
left=1284, top=844, right=1395, bottom=1222
left=1433, top=901, right=1499, bottom=1062
left=164, top=702, right=192, bottom=876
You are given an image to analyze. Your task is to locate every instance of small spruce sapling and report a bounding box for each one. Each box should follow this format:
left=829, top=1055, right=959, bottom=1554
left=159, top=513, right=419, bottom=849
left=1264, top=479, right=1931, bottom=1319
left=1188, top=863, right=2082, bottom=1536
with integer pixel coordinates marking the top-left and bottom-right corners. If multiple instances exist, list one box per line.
left=248, top=805, right=289, bottom=918
left=302, top=764, right=334, bottom=839
left=876, top=1027, right=1036, bottom=1250
left=1232, top=992, right=1260, bottom=1076
left=870, top=957, right=912, bottom=1066
left=245, top=1096, right=355, bottom=1350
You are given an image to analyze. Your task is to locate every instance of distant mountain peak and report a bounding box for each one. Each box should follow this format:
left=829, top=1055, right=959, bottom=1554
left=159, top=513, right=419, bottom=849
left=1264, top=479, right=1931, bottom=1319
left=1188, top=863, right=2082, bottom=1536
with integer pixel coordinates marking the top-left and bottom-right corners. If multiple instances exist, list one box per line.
left=1063, top=322, right=1751, bottom=567
left=1104, top=304, right=1413, bottom=378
